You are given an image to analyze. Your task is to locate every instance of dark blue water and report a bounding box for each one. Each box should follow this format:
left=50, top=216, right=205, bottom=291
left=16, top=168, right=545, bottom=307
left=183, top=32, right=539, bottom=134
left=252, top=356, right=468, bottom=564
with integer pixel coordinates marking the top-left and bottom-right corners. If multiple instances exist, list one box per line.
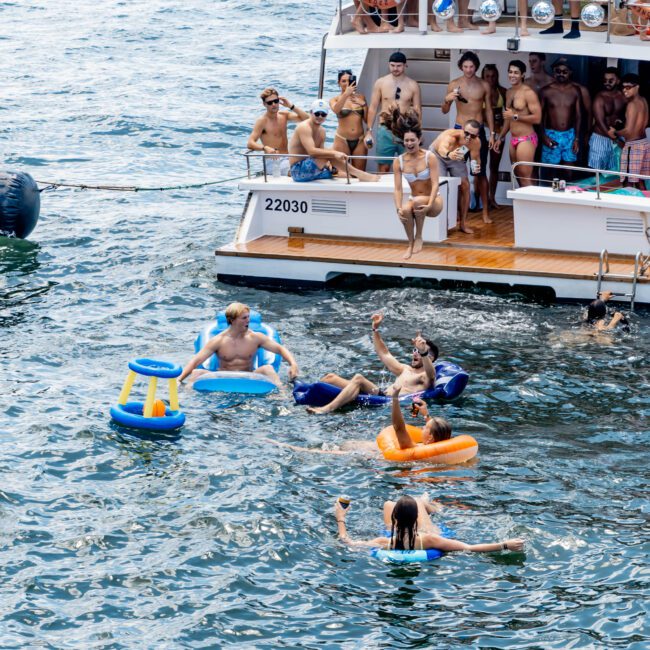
left=1, top=2, right=649, bottom=648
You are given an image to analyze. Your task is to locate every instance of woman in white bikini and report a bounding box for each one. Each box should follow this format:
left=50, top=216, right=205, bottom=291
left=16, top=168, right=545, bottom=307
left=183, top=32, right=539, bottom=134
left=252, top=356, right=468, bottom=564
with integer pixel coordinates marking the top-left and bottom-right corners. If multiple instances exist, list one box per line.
left=330, top=70, right=369, bottom=171
left=384, top=107, right=443, bottom=259
left=496, top=60, right=542, bottom=188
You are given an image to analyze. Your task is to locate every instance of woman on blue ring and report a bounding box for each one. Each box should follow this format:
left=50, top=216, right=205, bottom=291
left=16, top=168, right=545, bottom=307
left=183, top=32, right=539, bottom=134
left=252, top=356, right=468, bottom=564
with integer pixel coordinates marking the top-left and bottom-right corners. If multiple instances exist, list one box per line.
left=128, top=358, right=182, bottom=379
left=334, top=495, right=524, bottom=557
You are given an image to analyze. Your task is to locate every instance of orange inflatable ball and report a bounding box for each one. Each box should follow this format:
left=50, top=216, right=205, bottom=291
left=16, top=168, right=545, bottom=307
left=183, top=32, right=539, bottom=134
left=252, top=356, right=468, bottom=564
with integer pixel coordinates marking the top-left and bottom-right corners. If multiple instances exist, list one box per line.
left=152, top=399, right=167, bottom=417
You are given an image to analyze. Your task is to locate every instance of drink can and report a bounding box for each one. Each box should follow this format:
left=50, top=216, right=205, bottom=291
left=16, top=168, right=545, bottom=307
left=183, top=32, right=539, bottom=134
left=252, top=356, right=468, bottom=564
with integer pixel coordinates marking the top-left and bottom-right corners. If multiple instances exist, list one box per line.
left=558, top=180, right=566, bottom=192
left=552, top=178, right=559, bottom=191
left=410, top=402, right=420, bottom=417
left=338, top=496, right=351, bottom=509
left=470, top=160, right=480, bottom=175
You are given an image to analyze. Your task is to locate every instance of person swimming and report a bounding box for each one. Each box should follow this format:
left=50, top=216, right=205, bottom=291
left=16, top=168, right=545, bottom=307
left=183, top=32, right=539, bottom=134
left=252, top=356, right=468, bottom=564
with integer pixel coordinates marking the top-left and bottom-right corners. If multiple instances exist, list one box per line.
left=584, top=291, right=629, bottom=332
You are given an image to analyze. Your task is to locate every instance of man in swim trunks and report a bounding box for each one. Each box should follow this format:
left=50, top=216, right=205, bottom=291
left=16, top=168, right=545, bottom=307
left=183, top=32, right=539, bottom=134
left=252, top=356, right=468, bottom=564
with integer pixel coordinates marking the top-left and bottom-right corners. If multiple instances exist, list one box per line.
left=306, top=313, right=437, bottom=414
left=609, top=73, right=650, bottom=190
left=178, top=302, right=299, bottom=387
left=430, top=121, right=482, bottom=234
left=247, top=88, right=309, bottom=177
left=589, top=68, right=625, bottom=173
left=442, top=52, right=496, bottom=227
left=289, top=99, right=379, bottom=183
left=366, top=52, right=422, bottom=173
left=539, top=58, right=582, bottom=179
left=495, top=60, right=541, bottom=188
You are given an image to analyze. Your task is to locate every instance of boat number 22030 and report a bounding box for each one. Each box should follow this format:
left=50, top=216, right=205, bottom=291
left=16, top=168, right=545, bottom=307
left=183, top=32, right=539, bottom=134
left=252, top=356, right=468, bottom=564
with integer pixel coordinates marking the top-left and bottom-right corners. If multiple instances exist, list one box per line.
left=264, top=197, right=308, bottom=213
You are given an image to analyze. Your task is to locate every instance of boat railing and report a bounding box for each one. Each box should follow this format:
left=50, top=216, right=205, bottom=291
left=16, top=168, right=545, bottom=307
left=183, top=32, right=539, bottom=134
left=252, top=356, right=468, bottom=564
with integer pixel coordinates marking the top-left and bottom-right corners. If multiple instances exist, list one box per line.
left=242, top=150, right=392, bottom=184
left=510, top=161, right=650, bottom=200
left=334, top=0, right=640, bottom=45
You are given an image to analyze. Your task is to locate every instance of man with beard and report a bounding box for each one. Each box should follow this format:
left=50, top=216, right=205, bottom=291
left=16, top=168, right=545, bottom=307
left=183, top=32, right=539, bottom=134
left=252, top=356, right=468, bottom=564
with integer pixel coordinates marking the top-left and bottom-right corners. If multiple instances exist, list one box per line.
left=539, top=58, right=582, bottom=178
left=589, top=68, right=626, bottom=173
left=306, top=313, right=437, bottom=414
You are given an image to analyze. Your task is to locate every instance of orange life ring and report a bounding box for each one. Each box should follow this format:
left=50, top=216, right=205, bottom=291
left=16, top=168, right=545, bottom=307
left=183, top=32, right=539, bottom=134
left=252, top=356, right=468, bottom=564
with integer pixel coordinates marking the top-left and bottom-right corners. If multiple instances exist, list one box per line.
left=364, top=0, right=400, bottom=9
left=376, top=424, right=478, bottom=463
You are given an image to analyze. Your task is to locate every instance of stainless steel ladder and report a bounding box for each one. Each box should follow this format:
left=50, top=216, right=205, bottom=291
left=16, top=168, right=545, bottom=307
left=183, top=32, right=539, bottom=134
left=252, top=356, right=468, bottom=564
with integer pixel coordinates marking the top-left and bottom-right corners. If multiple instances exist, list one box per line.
left=596, top=249, right=646, bottom=312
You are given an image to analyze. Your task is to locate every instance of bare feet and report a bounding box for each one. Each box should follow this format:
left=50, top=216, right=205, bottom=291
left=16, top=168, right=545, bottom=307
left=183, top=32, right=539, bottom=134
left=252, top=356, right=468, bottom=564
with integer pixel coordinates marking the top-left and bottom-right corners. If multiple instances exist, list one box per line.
left=429, top=20, right=442, bottom=32
left=306, top=406, right=328, bottom=415
left=481, top=24, right=496, bottom=34
left=519, top=26, right=530, bottom=36
left=459, top=20, right=478, bottom=30
left=403, top=244, right=414, bottom=260
left=413, top=237, right=423, bottom=254
left=446, top=21, right=463, bottom=33
left=482, top=213, right=493, bottom=224
left=351, top=18, right=367, bottom=34
left=489, top=199, right=500, bottom=210
left=460, top=225, right=474, bottom=234
left=391, top=24, right=405, bottom=33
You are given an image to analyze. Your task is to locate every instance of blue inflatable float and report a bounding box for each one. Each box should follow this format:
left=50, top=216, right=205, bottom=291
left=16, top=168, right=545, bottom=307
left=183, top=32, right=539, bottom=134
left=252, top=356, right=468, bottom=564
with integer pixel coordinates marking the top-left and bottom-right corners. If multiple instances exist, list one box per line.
left=293, top=360, right=468, bottom=407
left=192, top=309, right=282, bottom=395
left=371, top=523, right=455, bottom=564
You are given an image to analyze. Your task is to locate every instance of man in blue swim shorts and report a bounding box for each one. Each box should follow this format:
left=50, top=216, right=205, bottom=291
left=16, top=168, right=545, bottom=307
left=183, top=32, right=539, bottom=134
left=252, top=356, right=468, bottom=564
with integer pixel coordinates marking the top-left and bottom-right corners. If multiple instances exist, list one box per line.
left=366, top=51, right=422, bottom=173
left=289, top=99, right=379, bottom=183
left=540, top=58, right=582, bottom=173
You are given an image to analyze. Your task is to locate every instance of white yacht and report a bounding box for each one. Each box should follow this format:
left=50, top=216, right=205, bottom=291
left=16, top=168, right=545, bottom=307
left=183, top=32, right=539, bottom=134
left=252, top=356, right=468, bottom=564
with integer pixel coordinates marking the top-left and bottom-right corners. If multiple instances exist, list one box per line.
left=217, top=1, right=650, bottom=307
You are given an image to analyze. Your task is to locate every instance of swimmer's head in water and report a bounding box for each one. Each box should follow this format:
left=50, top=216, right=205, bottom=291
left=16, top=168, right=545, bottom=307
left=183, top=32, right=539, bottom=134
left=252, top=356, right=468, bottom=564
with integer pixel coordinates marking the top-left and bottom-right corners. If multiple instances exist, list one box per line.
left=586, top=299, right=607, bottom=324
left=423, top=416, right=452, bottom=444
left=411, top=339, right=439, bottom=367
left=390, top=495, right=418, bottom=551
left=225, top=302, right=251, bottom=325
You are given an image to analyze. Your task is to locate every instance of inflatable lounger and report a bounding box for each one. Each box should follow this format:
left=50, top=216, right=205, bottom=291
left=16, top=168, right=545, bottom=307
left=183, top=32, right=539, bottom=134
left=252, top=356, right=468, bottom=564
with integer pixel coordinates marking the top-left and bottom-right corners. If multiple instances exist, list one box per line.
left=371, top=523, right=455, bottom=564
left=192, top=309, right=282, bottom=395
left=292, top=360, right=468, bottom=407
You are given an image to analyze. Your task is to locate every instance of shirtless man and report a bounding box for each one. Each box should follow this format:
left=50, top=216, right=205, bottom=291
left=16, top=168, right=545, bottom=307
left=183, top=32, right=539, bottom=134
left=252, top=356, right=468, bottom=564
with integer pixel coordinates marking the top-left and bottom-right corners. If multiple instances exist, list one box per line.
left=496, top=60, right=542, bottom=187
left=247, top=88, right=309, bottom=176
left=289, top=99, right=379, bottom=183
left=610, top=74, right=650, bottom=190
left=366, top=52, right=422, bottom=173
left=442, top=51, right=495, bottom=225
left=306, top=313, right=437, bottom=414
left=179, top=303, right=299, bottom=387
left=539, top=58, right=582, bottom=179
left=527, top=53, right=554, bottom=96
left=589, top=68, right=625, bottom=173
left=431, top=122, right=482, bottom=234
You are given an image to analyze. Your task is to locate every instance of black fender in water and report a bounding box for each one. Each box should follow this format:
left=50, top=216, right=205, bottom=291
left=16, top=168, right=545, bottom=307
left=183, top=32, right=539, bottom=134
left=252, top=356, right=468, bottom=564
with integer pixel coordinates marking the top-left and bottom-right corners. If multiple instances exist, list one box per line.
left=0, top=171, right=40, bottom=239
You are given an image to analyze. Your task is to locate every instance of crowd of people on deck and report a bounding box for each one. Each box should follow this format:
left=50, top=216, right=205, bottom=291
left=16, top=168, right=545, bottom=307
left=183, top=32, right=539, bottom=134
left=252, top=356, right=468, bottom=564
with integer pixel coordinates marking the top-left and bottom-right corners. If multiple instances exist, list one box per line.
left=247, top=50, right=649, bottom=256
left=349, top=0, right=650, bottom=42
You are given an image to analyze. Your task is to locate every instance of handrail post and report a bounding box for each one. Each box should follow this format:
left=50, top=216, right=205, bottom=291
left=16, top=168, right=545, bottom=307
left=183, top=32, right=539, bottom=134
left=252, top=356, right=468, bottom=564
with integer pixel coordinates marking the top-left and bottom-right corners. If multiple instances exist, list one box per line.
left=262, top=155, right=268, bottom=183
left=245, top=152, right=251, bottom=179
left=606, top=0, right=612, bottom=44
left=514, top=0, right=520, bottom=38
left=596, top=170, right=601, bottom=200
left=419, top=0, right=428, bottom=34
left=338, top=0, right=343, bottom=35
left=318, top=33, right=327, bottom=99
left=345, top=160, right=351, bottom=185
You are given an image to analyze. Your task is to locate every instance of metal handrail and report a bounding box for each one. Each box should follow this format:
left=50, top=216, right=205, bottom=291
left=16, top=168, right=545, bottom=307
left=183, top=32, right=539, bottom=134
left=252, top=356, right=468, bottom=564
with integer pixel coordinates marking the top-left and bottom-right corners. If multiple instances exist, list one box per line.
left=510, top=161, right=650, bottom=200
left=334, top=0, right=631, bottom=44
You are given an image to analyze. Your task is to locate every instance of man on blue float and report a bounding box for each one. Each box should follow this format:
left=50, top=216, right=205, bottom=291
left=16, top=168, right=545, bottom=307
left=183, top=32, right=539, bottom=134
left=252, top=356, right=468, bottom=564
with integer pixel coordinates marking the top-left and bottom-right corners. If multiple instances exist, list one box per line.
left=288, top=99, right=380, bottom=183
left=306, top=312, right=437, bottom=414
left=178, top=302, right=299, bottom=387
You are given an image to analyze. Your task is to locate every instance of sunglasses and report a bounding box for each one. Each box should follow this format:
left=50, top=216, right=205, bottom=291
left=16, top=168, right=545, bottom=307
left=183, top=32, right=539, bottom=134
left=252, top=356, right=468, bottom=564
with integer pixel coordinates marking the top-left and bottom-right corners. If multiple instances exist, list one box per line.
left=395, top=86, right=401, bottom=101
left=622, top=84, right=637, bottom=90
left=413, top=348, right=429, bottom=357
left=464, top=131, right=478, bottom=139
left=265, top=98, right=280, bottom=105
left=313, top=111, right=328, bottom=118
left=554, top=69, right=569, bottom=75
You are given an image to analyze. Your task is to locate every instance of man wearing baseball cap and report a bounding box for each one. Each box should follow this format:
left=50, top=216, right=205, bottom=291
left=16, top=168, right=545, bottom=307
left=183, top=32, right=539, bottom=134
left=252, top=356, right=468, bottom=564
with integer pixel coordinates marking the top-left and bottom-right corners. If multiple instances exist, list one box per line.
left=289, top=99, right=379, bottom=182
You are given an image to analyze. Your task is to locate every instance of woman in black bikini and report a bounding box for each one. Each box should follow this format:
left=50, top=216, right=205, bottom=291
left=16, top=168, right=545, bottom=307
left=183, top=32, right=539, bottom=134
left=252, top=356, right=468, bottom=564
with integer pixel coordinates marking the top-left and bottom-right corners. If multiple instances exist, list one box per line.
left=330, top=70, right=369, bottom=171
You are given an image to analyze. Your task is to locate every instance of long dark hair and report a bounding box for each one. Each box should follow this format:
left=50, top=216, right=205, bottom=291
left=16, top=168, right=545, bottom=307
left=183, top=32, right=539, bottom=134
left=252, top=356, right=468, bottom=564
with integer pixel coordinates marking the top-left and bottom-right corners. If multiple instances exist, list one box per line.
left=585, top=299, right=607, bottom=324
left=390, top=496, right=419, bottom=550
left=381, top=105, right=422, bottom=142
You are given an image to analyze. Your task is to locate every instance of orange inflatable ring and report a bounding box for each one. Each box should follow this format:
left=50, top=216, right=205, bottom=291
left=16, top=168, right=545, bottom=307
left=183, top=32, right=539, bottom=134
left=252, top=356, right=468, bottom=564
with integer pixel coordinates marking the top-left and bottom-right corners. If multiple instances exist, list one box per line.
left=376, top=425, right=478, bottom=463
left=364, top=0, right=400, bottom=9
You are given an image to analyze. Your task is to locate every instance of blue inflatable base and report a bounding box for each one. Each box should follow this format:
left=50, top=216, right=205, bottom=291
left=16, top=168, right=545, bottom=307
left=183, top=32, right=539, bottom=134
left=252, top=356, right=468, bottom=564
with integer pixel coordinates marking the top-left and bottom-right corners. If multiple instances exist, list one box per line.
left=193, top=373, right=277, bottom=395
left=371, top=523, right=455, bottom=564
left=293, top=361, right=468, bottom=407
left=110, top=401, right=186, bottom=431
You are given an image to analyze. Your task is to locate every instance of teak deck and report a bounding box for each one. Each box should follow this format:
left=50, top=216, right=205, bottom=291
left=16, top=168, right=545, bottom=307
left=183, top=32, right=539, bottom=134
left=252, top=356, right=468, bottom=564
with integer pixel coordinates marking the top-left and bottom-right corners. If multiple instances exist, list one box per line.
left=217, top=207, right=645, bottom=284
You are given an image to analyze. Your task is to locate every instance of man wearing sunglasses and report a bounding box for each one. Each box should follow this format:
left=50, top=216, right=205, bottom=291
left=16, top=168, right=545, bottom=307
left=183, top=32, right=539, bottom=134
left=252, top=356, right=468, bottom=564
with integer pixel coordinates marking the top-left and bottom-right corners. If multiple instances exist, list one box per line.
left=306, top=313, right=438, bottom=415
left=289, top=100, right=380, bottom=183
left=609, top=74, right=649, bottom=190
left=442, top=51, right=496, bottom=227
left=539, top=58, right=582, bottom=178
left=366, top=52, right=422, bottom=173
left=429, top=121, right=482, bottom=234
left=247, top=87, right=309, bottom=176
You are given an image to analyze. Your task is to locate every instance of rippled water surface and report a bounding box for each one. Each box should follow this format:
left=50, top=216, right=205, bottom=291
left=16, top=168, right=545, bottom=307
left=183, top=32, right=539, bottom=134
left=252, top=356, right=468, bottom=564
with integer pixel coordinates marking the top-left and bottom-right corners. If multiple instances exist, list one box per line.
left=1, top=2, right=649, bottom=648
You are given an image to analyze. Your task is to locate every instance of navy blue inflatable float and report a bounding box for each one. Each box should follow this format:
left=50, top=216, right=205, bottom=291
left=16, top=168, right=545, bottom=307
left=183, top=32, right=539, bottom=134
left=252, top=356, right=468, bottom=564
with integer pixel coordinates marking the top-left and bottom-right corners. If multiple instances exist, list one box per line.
left=0, top=172, right=40, bottom=239
left=293, top=360, right=468, bottom=407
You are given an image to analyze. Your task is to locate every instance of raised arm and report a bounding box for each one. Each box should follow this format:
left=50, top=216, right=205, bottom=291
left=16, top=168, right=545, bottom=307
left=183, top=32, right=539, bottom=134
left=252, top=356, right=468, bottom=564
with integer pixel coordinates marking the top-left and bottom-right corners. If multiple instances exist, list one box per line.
left=371, top=313, right=405, bottom=375
left=334, top=500, right=389, bottom=548
left=258, top=334, right=299, bottom=379
left=391, top=389, right=416, bottom=449
left=413, top=333, right=435, bottom=383
left=280, top=96, right=309, bottom=121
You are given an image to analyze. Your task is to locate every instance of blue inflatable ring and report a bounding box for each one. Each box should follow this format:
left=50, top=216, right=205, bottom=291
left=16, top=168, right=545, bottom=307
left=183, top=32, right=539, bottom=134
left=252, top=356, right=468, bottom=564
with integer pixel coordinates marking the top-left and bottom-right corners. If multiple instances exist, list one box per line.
left=193, top=371, right=277, bottom=395
left=110, top=401, right=186, bottom=431
left=371, top=523, right=455, bottom=564
left=127, top=358, right=182, bottom=379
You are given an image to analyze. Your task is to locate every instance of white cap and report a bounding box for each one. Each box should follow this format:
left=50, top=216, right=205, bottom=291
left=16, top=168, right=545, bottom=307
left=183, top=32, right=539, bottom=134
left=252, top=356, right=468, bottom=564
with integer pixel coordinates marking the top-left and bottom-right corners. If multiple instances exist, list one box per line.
left=310, top=99, right=329, bottom=115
